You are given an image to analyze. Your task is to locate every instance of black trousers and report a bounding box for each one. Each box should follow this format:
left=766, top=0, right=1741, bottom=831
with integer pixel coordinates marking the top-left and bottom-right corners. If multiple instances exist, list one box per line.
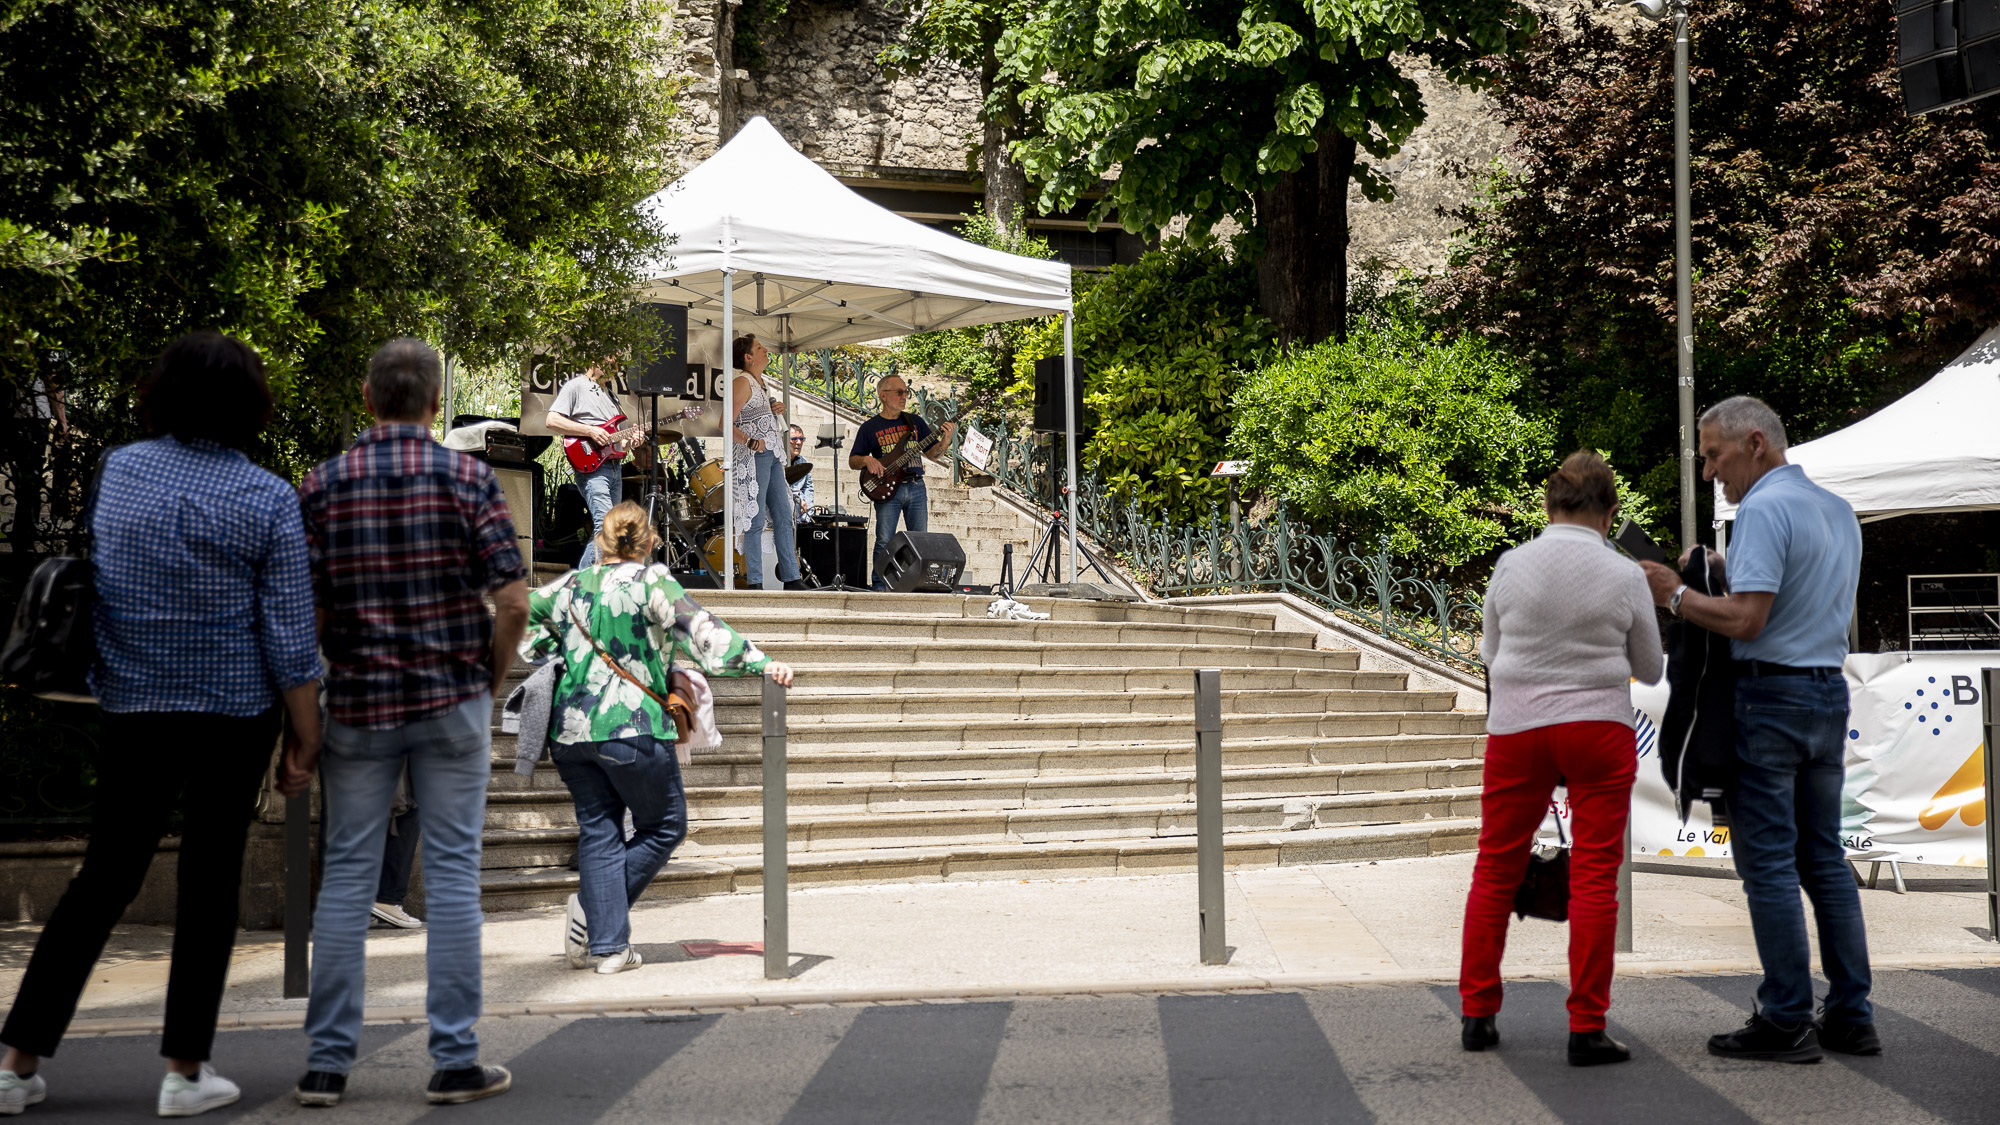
left=0, top=707, right=280, bottom=1061
left=377, top=806, right=421, bottom=906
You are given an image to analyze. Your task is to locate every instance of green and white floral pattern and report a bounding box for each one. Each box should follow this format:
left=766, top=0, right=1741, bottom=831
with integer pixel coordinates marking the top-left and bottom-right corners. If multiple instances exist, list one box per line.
left=522, top=562, right=771, bottom=745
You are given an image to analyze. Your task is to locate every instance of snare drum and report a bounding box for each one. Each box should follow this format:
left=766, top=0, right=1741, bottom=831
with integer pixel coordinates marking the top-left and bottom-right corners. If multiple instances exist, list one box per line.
left=690, top=459, right=726, bottom=514
left=702, top=532, right=745, bottom=579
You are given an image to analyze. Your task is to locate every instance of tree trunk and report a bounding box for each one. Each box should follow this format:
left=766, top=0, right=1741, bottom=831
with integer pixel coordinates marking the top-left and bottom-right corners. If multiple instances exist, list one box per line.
left=980, top=42, right=1027, bottom=237
left=1253, top=130, right=1355, bottom=346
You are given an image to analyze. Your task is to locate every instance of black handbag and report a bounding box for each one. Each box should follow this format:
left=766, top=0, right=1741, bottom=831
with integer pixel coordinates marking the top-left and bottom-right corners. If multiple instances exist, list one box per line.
left=0, top=449, right=110, bottom=703
left=1512, top=808, right=1571, bottom=922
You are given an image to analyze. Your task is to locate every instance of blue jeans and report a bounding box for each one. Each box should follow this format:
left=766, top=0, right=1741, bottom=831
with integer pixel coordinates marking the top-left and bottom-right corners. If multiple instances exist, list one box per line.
left=576, top=459, right=624, bottom=569
left=870, top=477, right=928, bottom=590
left=743, top=449, right=799, bottom=584
left=550, top=735, right=688, bottom=955
left=1731, top=671, right=1872, bottom=1026
left=305, top=694, right=493, bottom=1073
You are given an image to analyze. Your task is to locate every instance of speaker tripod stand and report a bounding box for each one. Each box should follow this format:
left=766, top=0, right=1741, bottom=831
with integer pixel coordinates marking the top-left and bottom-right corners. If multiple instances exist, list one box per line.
left=998, top=489, right=1112, bottom=599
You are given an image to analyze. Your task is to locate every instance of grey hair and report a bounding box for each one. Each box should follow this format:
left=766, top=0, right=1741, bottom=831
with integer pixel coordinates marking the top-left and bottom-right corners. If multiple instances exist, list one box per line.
left=365, top=337, right=442, bottom=421
left=1699, top=394, right=1787, bottom=451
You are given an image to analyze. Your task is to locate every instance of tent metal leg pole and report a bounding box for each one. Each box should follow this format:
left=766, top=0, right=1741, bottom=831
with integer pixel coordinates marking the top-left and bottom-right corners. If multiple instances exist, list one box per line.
left=1062, top=312, right=1079, bottom=579
left=722, top=265, right=735, bottom=591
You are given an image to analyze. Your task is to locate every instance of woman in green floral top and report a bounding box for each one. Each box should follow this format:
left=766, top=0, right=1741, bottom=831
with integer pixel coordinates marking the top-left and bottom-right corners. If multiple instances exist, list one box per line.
left=521, top=502, right=793, bottom=974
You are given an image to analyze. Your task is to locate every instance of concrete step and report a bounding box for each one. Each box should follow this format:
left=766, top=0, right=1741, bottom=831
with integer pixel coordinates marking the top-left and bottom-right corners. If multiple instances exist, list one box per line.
left=518, top=587, right=1279, bottom=633
left=709, top=610, right=1317, bottom=650
left=479, top=787, right=1481, bottom=868
left=490, top=706, right=1475, bottom=762
left=491, top=732, right=1487, bottom=795
left=482, top=758, right=1484, bottom=827
left=474, top=817, right=1482, bottom=909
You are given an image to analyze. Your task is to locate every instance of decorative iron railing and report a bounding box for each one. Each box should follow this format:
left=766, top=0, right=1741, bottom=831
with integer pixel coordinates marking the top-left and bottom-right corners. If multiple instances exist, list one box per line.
left=786, top=350, right=1486, bottom=669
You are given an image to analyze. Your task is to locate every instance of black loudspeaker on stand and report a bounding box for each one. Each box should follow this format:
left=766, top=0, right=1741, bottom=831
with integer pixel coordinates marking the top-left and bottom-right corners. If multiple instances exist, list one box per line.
left=1032, top=355, right=1086, bottom=434
left=883, top=530, right=966, bottom=593
left=633, top=303, right=689, bottom=394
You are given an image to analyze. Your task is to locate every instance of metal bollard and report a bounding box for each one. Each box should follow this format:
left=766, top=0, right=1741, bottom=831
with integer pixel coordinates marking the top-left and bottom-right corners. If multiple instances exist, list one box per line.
left=1984, top=669, right=1999, bottom=942
left=763, top=673, right=789, bottom=979
left=1616, top=823, right=1633, bottom=953
left=283, top=790, right=311, bottom=998
left=1195, top=668, right=1226, bottom=965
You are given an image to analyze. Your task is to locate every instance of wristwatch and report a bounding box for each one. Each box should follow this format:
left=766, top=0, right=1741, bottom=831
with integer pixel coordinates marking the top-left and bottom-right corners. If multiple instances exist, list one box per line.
left=1669, top=584, right=1689, bottom=617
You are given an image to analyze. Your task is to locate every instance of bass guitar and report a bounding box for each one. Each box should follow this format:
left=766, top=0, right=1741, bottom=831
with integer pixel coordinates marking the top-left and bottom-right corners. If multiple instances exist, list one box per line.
left=562, top=406, right=703, bottom=473
left=858, top=411, right=962, bottom=503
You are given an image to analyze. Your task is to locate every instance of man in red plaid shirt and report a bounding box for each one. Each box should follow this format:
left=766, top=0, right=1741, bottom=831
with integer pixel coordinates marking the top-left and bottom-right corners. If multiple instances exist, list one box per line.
left=284, top=338, right=528, bottom=1108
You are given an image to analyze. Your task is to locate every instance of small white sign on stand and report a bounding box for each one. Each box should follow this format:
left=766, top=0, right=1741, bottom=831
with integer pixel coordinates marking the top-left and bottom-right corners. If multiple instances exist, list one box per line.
left=961, top=426, right=994, bottom=472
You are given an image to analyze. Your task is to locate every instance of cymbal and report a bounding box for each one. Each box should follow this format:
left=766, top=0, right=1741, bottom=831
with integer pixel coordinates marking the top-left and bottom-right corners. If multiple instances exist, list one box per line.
left=784, top=462, right=813, bottom=484
left=654, top=428, right=684, bottom=445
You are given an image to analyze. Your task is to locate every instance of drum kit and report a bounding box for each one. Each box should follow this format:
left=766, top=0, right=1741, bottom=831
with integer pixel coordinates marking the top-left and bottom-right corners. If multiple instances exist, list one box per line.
left=638, top=432, right=829, bottom=583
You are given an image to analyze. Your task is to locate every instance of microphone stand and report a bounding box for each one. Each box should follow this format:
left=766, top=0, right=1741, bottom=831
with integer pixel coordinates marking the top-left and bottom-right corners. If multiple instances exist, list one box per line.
left=814, top=423, right=869, bottom=592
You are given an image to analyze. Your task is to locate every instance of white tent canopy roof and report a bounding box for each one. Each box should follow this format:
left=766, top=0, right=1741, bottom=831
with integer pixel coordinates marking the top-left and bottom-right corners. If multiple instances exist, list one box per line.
left=1718, top=325, right=2000, bottom=522
left=634, top=116, right=1072, bottom=352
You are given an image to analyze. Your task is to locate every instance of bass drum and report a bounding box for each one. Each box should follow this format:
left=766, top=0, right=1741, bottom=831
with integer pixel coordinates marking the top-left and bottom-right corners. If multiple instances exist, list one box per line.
left=702, top=532, right=745, bottom=580
left=690, top=459, right=727, bottom=514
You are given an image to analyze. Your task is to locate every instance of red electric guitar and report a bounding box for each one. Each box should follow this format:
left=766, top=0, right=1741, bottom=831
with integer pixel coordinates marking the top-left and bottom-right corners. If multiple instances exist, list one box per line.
left=562, top=406, right=704, bottom=473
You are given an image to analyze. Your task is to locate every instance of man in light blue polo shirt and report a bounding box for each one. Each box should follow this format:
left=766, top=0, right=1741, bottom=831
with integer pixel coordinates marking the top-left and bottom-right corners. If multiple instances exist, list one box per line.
left=1641, top=395, right=1871, bottom=1065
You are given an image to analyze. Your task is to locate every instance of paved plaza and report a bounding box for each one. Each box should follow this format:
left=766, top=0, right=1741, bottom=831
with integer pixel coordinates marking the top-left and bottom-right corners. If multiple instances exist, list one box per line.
left=4, top=853, right=1996, bottom=1120
left=12, top=968, right=2000, bottom=1123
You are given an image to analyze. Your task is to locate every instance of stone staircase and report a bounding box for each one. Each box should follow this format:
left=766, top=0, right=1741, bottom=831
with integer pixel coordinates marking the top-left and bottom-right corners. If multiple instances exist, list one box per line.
left=477, top=590, right=1485, bottom=911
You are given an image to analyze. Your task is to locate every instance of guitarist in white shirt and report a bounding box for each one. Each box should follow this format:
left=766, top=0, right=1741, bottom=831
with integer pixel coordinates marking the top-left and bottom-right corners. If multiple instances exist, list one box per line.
left=544, top=362, right=629, bottom=568
left=850, top=374, right=955, bottom=591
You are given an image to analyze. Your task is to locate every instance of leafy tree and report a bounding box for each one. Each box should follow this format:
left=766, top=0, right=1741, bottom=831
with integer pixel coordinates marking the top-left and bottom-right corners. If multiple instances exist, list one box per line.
left=1226, top=320, right=1554, bottom=564
left=998, top=0, right=1536, bottom=345
left=879, top=0, right=1039, bottom=238
left=1014, top=234, right=1273, bottom=518
left=890, top=204, right=1055, bottom=414
left=0, top=0, right=681, bottom=491
left=1428, top=0, right=2000, bottom=541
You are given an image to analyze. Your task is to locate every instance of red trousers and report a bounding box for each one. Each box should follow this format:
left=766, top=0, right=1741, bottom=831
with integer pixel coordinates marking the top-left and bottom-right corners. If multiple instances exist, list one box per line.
left=1459, top=720, right=1635, bottom=1032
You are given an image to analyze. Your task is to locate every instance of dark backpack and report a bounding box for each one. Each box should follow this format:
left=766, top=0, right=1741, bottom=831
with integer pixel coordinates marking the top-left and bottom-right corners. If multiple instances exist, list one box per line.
left=0, top=448, right=111, bottom=702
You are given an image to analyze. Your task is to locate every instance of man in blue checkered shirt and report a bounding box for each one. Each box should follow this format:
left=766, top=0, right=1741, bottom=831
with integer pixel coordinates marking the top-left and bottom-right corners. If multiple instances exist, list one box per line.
left=285, top=338, right=528, bottom=1108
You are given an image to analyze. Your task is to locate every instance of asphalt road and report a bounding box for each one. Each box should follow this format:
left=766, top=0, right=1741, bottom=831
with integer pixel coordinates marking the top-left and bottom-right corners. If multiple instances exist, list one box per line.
left=19, top=968, right=2000, bottom=1123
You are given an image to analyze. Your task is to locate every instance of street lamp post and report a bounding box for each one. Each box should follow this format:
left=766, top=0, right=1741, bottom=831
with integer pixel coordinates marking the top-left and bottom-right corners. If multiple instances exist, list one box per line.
left=1623, top=0, right=1697, bottom=552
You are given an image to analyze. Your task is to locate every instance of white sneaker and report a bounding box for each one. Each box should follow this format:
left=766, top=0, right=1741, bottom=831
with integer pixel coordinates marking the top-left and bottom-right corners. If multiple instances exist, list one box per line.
left=157, top=1065, right=239, bottom=1118
left=564, top=894, right=590, bottom=969
left=594, top=947, right=642, bottom=975
left=0, top=1069, right=47, bottom=1115
left=370, top=902, right=424, bottom=928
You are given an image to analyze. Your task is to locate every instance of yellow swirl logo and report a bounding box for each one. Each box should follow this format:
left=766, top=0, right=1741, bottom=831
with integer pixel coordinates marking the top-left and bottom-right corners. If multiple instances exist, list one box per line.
left=1918, top=742, right=1987, bottom=831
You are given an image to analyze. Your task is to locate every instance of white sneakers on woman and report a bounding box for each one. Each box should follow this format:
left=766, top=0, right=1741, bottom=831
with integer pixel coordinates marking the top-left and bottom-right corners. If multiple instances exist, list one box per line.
left=0, top=1070, right=47, bottom=1115
left=156, top=1065, right=240, bottom=1117
left=2, top=1065, right=241, bottom=1118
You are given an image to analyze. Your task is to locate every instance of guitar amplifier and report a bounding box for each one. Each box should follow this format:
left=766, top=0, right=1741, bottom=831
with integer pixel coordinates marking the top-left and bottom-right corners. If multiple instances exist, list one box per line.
left=883, top=531, right=966, bottom=593
left=798, top=517, right=869, bottom=586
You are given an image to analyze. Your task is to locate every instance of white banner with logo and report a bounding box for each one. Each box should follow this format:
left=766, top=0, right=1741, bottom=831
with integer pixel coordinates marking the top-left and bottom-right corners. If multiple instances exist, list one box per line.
left=1617, top=652, right=1992, bottom=867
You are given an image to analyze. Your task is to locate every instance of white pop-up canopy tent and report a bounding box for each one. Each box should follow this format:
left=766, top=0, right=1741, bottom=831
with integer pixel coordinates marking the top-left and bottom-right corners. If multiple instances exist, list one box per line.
left=633, top=116, right=1078, bottom=588
left=1717, top=325, right=2000, bottom=523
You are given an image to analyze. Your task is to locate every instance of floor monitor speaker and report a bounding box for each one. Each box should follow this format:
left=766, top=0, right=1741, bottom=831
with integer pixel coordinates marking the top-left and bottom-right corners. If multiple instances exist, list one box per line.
left=883, top=530, right=966, bottom=593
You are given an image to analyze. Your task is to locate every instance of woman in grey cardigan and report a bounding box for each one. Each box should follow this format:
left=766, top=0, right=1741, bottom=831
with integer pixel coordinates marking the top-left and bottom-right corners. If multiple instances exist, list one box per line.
left=1458, top=450, right=1664, bottom=1067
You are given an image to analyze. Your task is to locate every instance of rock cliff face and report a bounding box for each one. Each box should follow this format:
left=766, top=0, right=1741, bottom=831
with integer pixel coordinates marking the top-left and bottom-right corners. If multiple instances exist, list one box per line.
left=668, top=0, right=1567, bottom=276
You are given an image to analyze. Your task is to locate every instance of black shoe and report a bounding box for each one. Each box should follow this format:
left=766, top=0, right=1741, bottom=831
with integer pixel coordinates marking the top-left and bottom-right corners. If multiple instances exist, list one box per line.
left=1707, top=1014, right=1822, bottom=1063
left=426, top=1065, right=512, bottom=1105
left=1568, top=1030, right=1633, bottom=1067
left=1815, top=1015, right=1882, bottom=1056
left=1461, top=1015, right=1499, bottom=1051
left=781, top=579, right=810, bottom=590
left=294, top=1071, right=347, bottom=1107
left=739, top=582, right=763, bottom=591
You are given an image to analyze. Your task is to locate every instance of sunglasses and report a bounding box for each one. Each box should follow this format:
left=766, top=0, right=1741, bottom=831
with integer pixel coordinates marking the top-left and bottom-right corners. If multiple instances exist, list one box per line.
left=880, top=387, right=910, bottom=396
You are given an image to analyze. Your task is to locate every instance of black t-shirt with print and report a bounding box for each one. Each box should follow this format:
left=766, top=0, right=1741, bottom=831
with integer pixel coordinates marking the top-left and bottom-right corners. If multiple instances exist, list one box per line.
left=853, top=412, right=933, bottom=478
